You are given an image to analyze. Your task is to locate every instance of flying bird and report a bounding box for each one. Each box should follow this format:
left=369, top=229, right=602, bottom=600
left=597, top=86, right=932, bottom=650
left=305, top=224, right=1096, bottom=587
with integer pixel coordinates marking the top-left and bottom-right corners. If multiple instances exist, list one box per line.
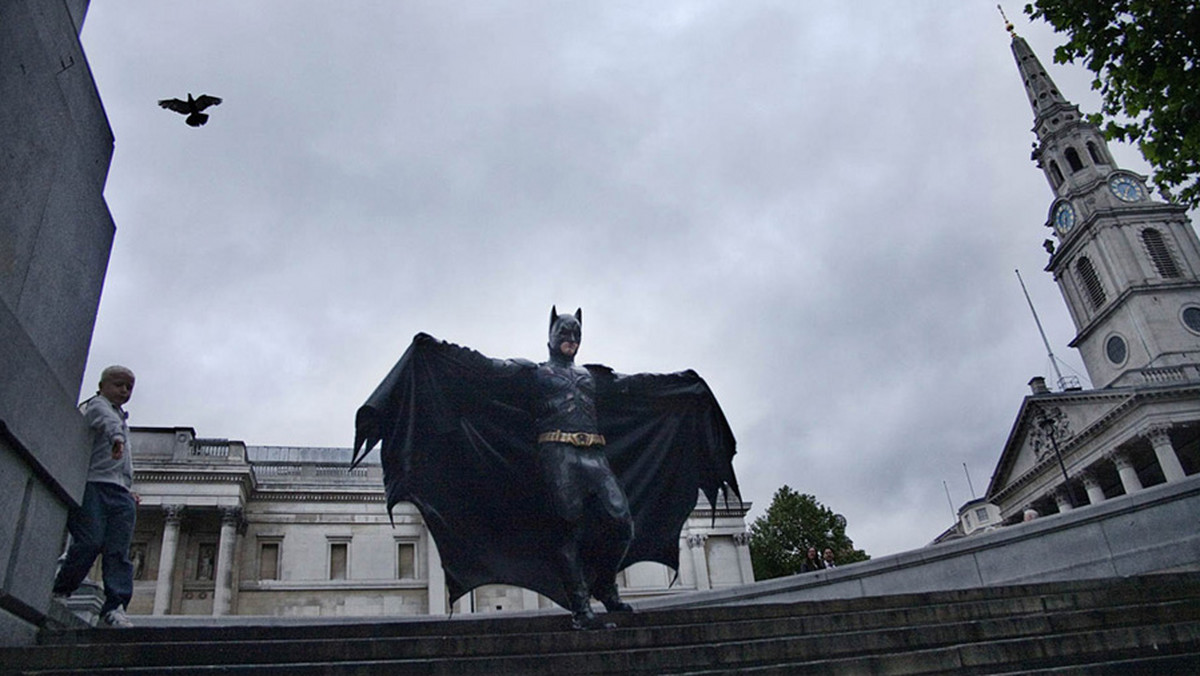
left=157, top=93, right=222, bottom=127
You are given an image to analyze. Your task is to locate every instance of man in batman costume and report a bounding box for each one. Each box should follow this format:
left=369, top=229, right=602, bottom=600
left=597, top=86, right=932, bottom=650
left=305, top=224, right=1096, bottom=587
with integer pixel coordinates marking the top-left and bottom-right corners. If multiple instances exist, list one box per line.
left=352, top=307, right=738, bottom=630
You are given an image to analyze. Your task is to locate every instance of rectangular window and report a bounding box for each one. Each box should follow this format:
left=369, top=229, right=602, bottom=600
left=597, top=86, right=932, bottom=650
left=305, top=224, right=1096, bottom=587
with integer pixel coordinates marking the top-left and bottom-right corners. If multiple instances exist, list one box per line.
left=259, top=542, right=280, bottom=580
left=974, top=507, right=990, bottom=523
left=329, top=542, right=348, bottom=580
left=397, top=542, right=416, bottom=579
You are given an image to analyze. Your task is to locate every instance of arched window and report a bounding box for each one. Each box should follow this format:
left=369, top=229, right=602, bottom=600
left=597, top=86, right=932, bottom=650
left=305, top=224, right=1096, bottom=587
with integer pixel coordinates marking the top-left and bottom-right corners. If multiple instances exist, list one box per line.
left=1049, top=161, right=1064, bottom=187
left=1076, top=257, right=1107, bottom=310
left=1142, top=228, right=1181, bottom=278
left=1087, top=141, right=1105, bottom=165
left=1064, top=147, right=1084, bottom=172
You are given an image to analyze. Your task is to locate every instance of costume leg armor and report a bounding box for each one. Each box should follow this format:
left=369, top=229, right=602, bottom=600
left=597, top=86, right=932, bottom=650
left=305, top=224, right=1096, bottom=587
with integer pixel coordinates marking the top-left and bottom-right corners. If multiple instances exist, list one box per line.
left=584, top=458, right=634, bottom=613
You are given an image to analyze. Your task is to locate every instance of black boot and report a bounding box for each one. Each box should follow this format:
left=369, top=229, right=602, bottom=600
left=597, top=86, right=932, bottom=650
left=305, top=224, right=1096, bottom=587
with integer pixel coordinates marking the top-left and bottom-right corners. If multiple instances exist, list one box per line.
left=569, top=592, right=615, bottom=630
left=594, top=582, right=633, bottom=613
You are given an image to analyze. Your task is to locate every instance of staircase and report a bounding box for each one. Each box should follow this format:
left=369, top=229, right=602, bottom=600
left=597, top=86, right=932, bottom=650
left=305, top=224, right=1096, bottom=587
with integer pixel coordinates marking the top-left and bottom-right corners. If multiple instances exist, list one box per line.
left=4, top=573, right=1199, bottom=675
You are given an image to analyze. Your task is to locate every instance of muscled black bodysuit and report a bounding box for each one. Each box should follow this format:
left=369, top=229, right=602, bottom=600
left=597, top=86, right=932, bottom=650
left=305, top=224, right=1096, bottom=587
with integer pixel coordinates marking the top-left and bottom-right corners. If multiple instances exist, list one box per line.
left=534, top=359, right=600, bottom=437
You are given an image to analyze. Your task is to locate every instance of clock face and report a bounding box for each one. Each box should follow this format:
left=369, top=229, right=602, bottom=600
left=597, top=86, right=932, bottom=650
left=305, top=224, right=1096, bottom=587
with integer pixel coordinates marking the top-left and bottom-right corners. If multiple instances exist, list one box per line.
left=1109, top=174, right=1145, bottom=202
left=1054, top=202, right=1076, bottom=234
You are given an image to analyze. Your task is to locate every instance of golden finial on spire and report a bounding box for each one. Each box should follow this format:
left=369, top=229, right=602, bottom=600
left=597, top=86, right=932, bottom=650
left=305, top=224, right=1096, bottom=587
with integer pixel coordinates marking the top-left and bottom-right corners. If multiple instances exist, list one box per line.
left=997, top=5, right=1016, bottom=36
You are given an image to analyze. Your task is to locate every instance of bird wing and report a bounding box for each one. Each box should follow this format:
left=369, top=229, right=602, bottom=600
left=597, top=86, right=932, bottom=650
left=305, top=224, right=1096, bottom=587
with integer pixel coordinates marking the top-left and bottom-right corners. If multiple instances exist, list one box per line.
left=193, top=95, right=223, bottom=111
left=157, top=98, right=191, bottom=113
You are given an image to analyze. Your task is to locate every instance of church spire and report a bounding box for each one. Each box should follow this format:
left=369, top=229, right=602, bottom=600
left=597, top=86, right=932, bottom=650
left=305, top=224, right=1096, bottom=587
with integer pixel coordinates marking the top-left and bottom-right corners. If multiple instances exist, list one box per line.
left=1000, top=9, right=1113, bottom=199
left=999, top=6, right=1200, bottom=391
left=1005, top=21, right=1077, bottom=142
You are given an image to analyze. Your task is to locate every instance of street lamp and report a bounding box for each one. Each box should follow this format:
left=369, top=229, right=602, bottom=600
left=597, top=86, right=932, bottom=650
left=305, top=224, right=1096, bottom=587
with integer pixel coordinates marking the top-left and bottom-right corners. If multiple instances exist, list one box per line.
left=1038, top=413, right=1074, bottom=508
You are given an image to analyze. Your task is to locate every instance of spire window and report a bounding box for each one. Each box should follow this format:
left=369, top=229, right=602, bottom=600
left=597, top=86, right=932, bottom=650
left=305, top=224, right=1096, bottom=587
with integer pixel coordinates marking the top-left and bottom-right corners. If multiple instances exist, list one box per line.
left=1076, top=257, right=1107, bottom=310
left=1049, top=161, right=1064, bottom=187
left=1064, top=147, right=1084, bottom=173
left=1142, top=229, right=1181, bottom=278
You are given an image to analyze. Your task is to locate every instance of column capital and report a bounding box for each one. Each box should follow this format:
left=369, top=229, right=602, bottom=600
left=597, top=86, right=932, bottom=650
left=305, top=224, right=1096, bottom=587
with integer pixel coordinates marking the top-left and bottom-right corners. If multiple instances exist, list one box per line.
left=219, top=505, right=243, bottom=525
left=1107, top=448, right=1134, bottom=470
left=163, top=504, right=185, bottom=523
left=1142, top=423, right=1173, bottom=444
left=686, top=533, right=708, bottom=549
left=1143, top=423, right=1186, bottom=482
left=1080, top=471, right=1101, bottom=490
left=732, top=532, right=751, bottom=547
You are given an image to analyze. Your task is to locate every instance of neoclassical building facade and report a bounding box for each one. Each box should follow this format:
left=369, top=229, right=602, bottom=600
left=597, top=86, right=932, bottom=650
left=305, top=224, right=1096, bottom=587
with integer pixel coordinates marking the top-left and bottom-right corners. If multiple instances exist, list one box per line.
left=121, top=426, right=753, bottom=618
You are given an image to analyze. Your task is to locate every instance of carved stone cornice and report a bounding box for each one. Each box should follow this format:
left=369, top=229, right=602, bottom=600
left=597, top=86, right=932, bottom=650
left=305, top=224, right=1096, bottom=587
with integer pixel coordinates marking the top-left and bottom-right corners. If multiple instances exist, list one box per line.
left=136, top=469, right=253, bottom=488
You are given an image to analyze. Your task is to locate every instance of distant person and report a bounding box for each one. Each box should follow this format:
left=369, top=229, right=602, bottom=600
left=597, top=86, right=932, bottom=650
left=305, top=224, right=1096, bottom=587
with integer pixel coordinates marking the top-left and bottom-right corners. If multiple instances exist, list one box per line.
left=1023, top=509, right=1039, bottom=522
left=52, top=366, right=140, bottom=628
left=822, top=547, right=837, bottom=569
left=801, top=546, right=825, bottom=573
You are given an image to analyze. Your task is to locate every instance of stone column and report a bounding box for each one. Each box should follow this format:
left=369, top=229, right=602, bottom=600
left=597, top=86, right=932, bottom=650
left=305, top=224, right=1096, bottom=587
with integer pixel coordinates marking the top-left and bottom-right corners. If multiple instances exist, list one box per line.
left=212, top=506, right=241, bottom=616
left=152, top=505, right=184, bottom=615
left=1110, top=450, right=1143, bottom=495
left=426, top=533, right=446, bottom=616
left=1053, top=485, right=1074, bottom=512
left=687, top=534, right=710, bottom=591
left=1146, top=426, right=1187, bottom=482
left=1081, top=471, right=1106, bottom=506
left=733, top=531, right=755, bottom=584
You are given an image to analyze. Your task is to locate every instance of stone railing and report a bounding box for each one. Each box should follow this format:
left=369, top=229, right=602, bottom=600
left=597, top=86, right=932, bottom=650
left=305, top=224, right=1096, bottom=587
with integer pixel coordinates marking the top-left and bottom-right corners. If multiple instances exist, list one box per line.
left=251, top=464, right=371, bottom=481
left=1142, top=366, right=1187, bottom=384
left=191, top=439, right=231, bottom=457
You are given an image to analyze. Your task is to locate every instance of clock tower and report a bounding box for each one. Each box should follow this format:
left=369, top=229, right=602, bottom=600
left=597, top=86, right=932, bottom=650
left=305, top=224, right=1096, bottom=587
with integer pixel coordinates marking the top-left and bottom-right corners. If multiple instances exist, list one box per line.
left=1008, top=23, right=1200, bottom=389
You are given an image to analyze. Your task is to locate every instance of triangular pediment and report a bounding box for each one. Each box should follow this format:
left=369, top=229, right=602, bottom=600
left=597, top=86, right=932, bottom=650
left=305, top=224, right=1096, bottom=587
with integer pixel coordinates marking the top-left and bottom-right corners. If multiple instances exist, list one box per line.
left=987, top=390, right=1134, bottom=498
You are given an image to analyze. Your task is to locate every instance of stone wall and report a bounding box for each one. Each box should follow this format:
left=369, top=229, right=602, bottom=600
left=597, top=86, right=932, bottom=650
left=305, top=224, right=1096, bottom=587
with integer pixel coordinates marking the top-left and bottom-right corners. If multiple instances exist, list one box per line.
left=0, top=0, right=115, bottom=645
left=641, top=473, right=1200, bottom=610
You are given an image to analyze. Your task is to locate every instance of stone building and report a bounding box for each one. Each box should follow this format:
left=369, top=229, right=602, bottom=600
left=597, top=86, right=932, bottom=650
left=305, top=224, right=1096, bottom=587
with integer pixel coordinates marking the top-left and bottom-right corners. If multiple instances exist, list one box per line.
left=123, top=426, right=753, bottom=618
left=0, top=0, right=116, bottom=644
left=946, top=24, right=1200, bottom=540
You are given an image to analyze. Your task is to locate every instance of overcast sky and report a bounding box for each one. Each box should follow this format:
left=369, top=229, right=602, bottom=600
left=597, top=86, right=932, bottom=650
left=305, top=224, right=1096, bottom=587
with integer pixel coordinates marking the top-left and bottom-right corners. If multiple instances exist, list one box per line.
left=76, top=2, right=1195, bottom=558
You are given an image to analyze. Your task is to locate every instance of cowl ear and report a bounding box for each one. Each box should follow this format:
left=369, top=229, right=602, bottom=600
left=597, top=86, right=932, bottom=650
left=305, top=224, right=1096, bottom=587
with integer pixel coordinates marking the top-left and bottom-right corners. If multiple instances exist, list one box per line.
left=549, top=305, right=558, bottom=332
left=575, top=308, right=582, bottom=326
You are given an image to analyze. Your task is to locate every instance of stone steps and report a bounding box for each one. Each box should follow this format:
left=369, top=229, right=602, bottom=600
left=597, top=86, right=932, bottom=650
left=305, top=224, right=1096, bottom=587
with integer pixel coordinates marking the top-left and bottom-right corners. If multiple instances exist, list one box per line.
left=5, top=573, right=1199, bottom=675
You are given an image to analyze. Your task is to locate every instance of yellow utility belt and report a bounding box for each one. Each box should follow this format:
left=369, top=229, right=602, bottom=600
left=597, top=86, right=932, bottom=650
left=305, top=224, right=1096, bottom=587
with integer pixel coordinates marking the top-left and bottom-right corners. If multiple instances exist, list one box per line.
left=536, top=431, right=607, bottom=447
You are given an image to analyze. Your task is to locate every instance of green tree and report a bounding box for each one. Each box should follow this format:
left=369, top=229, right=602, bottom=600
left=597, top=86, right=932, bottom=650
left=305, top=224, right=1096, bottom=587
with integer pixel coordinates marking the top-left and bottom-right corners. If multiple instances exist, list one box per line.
left=1023, top=2, right=1200, bottom=207
left=748, top=485, right=868, bottom=581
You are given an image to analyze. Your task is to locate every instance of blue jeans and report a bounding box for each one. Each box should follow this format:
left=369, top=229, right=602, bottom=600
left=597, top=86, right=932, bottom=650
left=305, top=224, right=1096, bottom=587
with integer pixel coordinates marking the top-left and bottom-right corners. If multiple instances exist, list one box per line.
left=54, top=482, right=137, bottom=614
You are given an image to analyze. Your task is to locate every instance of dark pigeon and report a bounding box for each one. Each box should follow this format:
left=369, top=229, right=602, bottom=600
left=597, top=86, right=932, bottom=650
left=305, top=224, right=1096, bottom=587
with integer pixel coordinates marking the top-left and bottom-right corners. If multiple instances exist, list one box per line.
left=158, top=93, right=222, bottom=127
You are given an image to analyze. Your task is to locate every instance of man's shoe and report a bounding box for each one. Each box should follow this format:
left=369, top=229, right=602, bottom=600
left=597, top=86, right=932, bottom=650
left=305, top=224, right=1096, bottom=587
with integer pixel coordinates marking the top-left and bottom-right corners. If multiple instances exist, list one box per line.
left=101, top=608, right=133, bottom=628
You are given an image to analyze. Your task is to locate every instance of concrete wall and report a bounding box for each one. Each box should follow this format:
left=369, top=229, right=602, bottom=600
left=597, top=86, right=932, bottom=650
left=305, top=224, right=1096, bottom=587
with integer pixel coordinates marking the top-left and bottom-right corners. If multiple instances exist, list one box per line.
left=0, top=0, right=115, bottom=645
left=642, top=473, right=1200, bottom=610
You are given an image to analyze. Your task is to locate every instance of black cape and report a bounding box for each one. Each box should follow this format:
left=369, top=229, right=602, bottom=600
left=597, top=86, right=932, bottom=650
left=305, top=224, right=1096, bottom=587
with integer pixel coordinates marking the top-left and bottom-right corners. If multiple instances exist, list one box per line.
left=352, top=333, right=739, bottom=610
